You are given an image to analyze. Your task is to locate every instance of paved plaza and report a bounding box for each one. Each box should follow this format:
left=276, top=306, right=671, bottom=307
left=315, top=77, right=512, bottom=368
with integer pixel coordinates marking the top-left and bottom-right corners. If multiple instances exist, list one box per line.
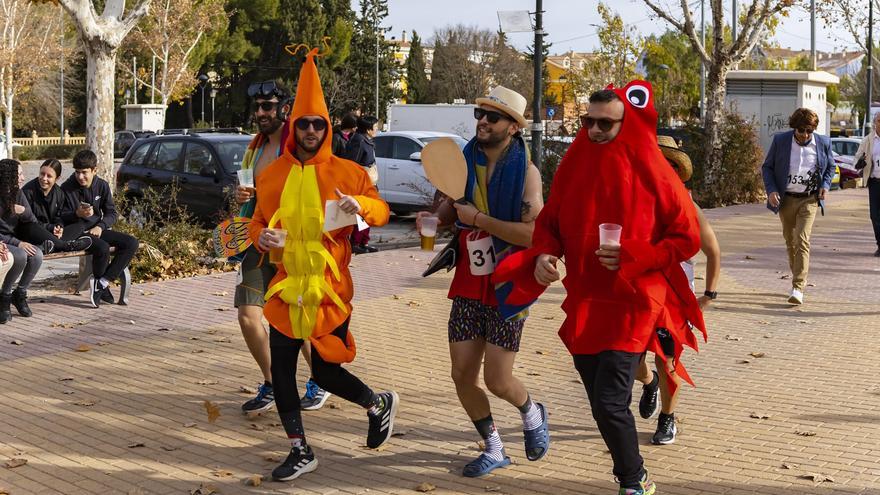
left=1, top=188, right=879, bottom=494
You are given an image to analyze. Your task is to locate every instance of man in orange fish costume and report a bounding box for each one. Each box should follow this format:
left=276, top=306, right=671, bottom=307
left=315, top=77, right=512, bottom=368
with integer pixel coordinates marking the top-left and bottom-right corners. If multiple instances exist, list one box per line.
left=249, top=47, right=398, bottom=482
left=493, top=83, right=706, bottom=495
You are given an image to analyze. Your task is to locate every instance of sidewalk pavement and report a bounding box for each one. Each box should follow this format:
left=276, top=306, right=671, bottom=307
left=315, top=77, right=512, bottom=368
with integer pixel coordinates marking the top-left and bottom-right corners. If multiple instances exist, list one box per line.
left=1, top=188, right=879, bottom=495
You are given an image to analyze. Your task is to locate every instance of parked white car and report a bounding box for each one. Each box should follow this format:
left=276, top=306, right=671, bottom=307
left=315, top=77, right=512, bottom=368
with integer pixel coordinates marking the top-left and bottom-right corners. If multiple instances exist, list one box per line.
left=831, top=137, right=861, bottom=160
left=373, top=131, right=468, bottom=214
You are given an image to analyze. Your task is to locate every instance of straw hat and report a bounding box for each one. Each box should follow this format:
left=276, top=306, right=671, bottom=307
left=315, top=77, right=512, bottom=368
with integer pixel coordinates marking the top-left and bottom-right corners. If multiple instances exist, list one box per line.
left=658, top=135, right=693, bottom=182
left=475, top=86, right=528, bottom=128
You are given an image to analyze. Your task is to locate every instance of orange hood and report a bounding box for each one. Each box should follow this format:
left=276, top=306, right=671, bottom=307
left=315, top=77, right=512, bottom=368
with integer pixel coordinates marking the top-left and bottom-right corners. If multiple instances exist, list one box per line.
left=284, top=47, right=332, bottom=164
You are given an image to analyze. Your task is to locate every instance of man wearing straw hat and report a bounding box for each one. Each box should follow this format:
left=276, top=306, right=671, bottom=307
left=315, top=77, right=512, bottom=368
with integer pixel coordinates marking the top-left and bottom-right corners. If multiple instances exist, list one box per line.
left=634, top=135, right=721, bottom=446
left=416, top=86, right=549, bottom=477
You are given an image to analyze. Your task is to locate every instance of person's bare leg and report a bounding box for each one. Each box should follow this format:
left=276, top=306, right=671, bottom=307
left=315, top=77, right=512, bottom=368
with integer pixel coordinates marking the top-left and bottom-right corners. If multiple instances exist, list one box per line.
left=635, top=353, right=652, bottom=384
left=450, top=339, right=490, bottom=419
left=482, top=343, right=528, bottom=408
left=300, top=340, right=313, bottom=368
left=655, top=354, right=681, bottom=414
left=238, top=304, right=271, bottom=382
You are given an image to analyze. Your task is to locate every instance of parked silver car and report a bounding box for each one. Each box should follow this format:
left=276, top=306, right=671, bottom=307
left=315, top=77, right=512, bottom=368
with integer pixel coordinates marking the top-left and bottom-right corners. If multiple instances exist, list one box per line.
left=373, top=131, right=468, bottom=214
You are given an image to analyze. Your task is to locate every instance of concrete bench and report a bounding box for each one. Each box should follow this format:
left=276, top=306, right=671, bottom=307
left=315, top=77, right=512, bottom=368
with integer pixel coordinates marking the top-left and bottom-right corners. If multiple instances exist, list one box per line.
left=43, top=248, right=131, bottom=303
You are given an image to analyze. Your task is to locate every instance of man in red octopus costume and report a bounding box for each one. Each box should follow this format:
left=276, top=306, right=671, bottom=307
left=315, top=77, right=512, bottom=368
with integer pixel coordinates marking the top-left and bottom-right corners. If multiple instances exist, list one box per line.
left=492, top=82, right=706, bottom=495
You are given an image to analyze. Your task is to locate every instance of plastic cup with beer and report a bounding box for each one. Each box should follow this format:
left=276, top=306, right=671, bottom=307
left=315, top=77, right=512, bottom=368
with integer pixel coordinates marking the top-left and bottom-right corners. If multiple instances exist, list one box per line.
left=237, top=168, right=254, bottom=188
left=268, top=228, right=288, bottom=264
left=598, top=223, right=622, bottom=247
left=419, top=216, right=439, bottom=251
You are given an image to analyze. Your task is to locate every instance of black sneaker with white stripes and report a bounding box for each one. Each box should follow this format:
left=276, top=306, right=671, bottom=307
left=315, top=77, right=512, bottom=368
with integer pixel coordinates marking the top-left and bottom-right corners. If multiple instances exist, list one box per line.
left=88, top=277, right=103, bottom=308
left=652, top=413, right=677, bottom=445
left=639, top=371, right=659, bottom=419
left=271, top=445, right=317, bottom=481
left=366, top=391, right=399, bottom=449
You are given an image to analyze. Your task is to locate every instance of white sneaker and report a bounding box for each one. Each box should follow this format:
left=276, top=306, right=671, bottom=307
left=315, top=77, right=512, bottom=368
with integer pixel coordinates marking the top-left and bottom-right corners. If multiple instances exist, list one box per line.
left=788, top=289, right=804, bottom=305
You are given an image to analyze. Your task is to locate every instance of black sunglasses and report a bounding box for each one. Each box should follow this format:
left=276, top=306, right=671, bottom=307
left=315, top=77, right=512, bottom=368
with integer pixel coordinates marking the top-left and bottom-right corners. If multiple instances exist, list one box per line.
left=474, top=107, right=511, bottom=124
left=247, top=80, right=284, bottom=99
left=294, top=118, right=328, bottom=132
left=796, top=127, right=815, bottom=134
left=252, top=101, right=278, bottom=113
left=580, top=115, right=623, bottom=132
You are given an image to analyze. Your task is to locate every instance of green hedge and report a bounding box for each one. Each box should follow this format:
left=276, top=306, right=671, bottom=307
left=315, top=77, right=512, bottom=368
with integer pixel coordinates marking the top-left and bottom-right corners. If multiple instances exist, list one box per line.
left=12, top=144, right=86, bottom=161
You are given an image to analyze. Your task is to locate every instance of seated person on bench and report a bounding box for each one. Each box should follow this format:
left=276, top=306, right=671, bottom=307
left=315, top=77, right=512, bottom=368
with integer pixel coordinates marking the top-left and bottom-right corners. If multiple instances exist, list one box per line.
left=60, top=150, right=139, bottom=308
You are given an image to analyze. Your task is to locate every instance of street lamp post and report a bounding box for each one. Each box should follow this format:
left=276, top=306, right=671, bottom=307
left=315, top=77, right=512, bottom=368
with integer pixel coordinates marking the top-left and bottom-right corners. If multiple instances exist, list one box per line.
left=198, top=74, right=209, bottom=124
left=210, top=88, right=218, bottom=128
left=532, top=0, right=544, bottom=170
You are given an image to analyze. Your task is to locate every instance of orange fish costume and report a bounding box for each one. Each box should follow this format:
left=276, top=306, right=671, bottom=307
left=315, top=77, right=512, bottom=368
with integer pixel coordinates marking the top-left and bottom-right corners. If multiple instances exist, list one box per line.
left=492, top=81, right=707, bottom=394
left=248, top=48, right=390, bottom=363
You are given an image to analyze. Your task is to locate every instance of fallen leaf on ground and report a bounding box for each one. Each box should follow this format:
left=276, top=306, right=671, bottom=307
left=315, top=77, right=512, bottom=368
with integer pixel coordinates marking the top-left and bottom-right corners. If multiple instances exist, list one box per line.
left=243, top=474, right=263, bottom=487
left=50, top=322, right=76, bottom=329
left=62, top=390, right=75, bottom=395
left=749, top=352, right=766, bottom=358
left=758, top=320, right=770, bottom=325
left=59, top=377, right=74, bottom=381
left=485, top=486, right=502, bottom=492
left=212, top=291, right=229, bottom=296
left=797, top=320, right=812, bottom=324
left=724, top=335, right=742, bottom=341
left=475, top=440, right=486, bottom=451
left=190, top=337, right=200, bottom=341
left=744, top=255, right=756, bottom=260
left=213, top=337, right=231, bottom=343
left=140, top=290, right=156, bottom=296
left=526, top=372, right=541, bottom=376
left=4, top=458, right=27, bottom=468
left=157, top=327, right=171, bottom=332
left=782, top=462, right=799, bottom=469
left=74, top=400, right=96, bottom=406
left=795, top=430, right=817, bottom=437
left=763, top=334, right=773, bottom=338
left=407, top=300, right=422, bottom=307
left=161, top=446, right=178, bottom=451
left=10, top=340, right=23, bottom=346
left=391, top=294, right=401, bottom=300
left=204, top=401, right=221, bottom=423
left=328, top=403, right=340, bottom=409
left=799, top=473, right=834, bottom=483
left=780, top=274, right=791, bottom=279
left=249, top=423, right=265, bottom=431
left=196, top=380, right=218, bottom=385
left=191, top=349, right=204, bottom=354
left=239, top=385, right=256, bottom=394
left=189, top=483, right=217, bottom=495
left=542, top=316, right=555, bottom=320
left=183, top=422, right=197, bottom=428
left=749, top=412, right=770, bottom=419
left=736, top=360, right=751, bottom=364
left=415, top=482, right=436, bottom=492
left=535, top=350, right=549, bottom=355
left=214, top=307, right=230, bottom=312
left=210, top=469, right=234, bottom=478
left=127, top=442, right=145, bottom=448
left=263, top=454, right=282, bottom=462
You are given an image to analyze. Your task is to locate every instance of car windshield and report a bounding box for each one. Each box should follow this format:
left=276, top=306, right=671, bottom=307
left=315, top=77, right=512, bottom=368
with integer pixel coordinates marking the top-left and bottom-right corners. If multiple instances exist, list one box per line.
left=419, top=136, right=468, bottom=149
left=215, top=140, right=251, bottom=172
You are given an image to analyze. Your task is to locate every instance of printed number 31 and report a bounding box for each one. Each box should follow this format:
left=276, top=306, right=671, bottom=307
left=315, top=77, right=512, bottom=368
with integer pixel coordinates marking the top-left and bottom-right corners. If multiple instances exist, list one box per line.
left=472, top=246, right=496, bottom=267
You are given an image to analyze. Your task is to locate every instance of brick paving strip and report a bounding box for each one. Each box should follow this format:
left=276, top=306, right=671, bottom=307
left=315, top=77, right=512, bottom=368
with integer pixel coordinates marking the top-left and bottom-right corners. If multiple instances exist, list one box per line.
left=1, top=188, right=879, bottom=494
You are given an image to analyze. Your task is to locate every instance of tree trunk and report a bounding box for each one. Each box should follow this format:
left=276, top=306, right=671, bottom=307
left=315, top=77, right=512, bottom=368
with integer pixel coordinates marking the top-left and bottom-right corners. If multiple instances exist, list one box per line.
left=701, top=62, right=729, bottom=207
left=4, top=91, right=13, bottom=159
left=84, top=41, right=118, bottom=187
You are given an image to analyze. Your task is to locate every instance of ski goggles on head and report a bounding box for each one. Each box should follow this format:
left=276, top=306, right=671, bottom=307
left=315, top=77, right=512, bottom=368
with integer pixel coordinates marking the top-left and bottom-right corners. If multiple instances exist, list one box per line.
left=247, top=80, right=285, bottom=100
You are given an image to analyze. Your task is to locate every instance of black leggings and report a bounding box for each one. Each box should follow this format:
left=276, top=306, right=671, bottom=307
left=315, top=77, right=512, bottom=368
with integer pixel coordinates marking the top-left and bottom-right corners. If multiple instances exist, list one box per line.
left=270, top=320, right=375, bottom=436
left=573, top=351, right=645, bottom=489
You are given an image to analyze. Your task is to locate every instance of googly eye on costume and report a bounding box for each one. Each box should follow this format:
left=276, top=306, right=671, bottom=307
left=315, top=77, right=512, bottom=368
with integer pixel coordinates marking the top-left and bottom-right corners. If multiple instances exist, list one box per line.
left=625, top=85, right=650, bottom=109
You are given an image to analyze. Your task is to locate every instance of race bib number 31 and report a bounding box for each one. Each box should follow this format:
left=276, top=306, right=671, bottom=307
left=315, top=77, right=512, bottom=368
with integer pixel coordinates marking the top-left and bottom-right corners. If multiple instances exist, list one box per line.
left=467, top=231, right=496, bottom=276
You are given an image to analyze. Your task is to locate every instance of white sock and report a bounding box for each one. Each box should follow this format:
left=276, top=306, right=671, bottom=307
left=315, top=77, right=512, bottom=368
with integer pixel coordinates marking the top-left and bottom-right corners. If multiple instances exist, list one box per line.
left=99, top=278, right=110, bottom=289
left=483, top=430, right=505, bottom=462
left=521, top=401, right=543, bottom=431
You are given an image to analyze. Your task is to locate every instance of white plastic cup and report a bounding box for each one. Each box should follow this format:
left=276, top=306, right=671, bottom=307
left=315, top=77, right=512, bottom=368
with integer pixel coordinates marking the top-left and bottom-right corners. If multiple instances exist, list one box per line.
left=419, top=216, right=439, bottom=251
left=598, top=223, right=622, bottom=247
left=237, top=168, right=254, bottom=188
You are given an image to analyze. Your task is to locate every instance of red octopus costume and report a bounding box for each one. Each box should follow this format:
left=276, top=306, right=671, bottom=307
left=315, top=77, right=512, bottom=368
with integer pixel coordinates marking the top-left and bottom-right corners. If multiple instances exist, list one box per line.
left=492, top=81, right=707, bottom=393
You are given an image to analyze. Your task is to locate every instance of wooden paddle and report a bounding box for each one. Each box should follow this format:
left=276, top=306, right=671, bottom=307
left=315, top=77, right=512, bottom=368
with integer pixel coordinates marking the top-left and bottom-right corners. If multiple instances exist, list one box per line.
left=421, top=137, right=467, bottom=202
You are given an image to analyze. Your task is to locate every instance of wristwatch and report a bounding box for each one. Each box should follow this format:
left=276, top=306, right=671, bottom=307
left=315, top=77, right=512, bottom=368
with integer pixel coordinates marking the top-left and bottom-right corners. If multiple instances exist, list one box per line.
left=703, top=290, right=718, bottom=300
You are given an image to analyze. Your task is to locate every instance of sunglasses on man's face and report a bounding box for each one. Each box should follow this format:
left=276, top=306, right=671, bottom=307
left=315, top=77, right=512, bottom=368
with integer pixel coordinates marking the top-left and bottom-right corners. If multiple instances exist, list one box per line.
left=474, top=107, right=510, bottom=124
left=252, top=101, right=279, bottom=113
left=796, top=127, right=815, bottom=135
left=294, top=118, right=328, bottom=132
left=580, top=115, right=623, bottom=132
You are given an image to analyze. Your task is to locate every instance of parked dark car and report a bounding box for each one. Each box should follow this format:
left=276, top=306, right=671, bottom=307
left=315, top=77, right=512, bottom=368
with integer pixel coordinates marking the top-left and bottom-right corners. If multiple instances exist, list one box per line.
left=115, top=130, right=252, bottom=224
left=114, top=130, right=155, bottom=158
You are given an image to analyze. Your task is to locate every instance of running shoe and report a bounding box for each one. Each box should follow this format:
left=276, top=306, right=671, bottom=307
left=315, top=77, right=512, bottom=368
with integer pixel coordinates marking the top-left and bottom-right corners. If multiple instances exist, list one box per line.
left=241, top=382, right=275, bottom=413
left=300, top=378, right=331, bottom=411
left=366, top=391, right=399, bottom=449
left=271, top=445, right=317, bottom=481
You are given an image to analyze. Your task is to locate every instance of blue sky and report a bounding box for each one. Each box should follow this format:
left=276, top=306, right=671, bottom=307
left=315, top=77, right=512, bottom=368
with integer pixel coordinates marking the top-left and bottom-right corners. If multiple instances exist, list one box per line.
left=375, top=0, right=857, bottom=55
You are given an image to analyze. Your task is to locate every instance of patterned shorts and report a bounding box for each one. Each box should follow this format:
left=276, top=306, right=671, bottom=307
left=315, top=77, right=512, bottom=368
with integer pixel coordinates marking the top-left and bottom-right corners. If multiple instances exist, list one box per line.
left=448, top=296, right=525, bottom=352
